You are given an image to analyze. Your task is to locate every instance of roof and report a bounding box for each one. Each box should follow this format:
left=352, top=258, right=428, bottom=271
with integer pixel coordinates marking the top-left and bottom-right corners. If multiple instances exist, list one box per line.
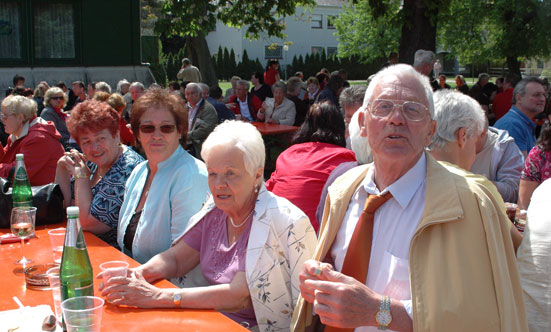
left=315, top=0, right=344, bottom=7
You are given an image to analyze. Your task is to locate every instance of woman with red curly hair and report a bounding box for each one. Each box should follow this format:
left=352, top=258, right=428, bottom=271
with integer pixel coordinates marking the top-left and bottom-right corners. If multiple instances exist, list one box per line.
left=55, top=100, right=143, bottom=246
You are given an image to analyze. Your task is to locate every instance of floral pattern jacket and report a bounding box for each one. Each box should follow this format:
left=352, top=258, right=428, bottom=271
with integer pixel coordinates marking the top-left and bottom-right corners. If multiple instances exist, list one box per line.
left=176, top=184, right=317, bottom=331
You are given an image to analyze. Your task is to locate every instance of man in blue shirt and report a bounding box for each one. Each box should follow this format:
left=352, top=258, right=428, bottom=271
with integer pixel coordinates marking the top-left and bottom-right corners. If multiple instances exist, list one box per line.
left=494, top=78, right=546, bottom=157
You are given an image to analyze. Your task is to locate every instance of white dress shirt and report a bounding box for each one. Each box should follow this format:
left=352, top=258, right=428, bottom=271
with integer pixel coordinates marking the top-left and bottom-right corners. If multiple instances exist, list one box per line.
left=331, top=154, right=427, bottom=331
left=239, top=96, right=253, bottom=121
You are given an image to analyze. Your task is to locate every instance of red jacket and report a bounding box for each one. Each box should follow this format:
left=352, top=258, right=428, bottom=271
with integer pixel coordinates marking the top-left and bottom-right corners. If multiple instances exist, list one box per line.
left=265, top=142, right=356, bottom=232
left=493, top=88, right=514, bottom=120
left=0, top=118, right=65, bottom=186
left=228, top=93, right=263, bottom=121
left=119, top=118, right=136, bottom=146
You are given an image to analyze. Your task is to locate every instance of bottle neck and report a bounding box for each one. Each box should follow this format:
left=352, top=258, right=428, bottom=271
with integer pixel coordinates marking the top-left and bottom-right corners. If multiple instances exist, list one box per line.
left=64, top=217, right=85, bottom=248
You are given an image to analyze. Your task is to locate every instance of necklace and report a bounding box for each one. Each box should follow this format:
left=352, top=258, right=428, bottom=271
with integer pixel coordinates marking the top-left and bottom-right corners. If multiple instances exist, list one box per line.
left=228, top=209, right=255, bottom=228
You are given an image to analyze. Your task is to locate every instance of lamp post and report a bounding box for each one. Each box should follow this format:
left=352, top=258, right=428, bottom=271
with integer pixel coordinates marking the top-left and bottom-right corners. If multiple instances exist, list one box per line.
left=283, top=44, right=289, bottom=81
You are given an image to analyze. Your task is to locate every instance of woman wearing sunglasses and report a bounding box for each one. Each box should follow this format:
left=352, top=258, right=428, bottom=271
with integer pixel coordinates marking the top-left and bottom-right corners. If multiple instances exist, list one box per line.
left=55, top=100, right=143, bottom=246
left=0, top=95, right=64, bottom=185
left=40, top=87, right=70, bottom=146
left=117, top=88, right=209, bottom=263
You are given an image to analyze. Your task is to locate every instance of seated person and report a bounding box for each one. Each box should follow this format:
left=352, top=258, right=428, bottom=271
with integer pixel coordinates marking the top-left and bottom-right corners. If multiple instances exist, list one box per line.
left=266, top=102, right=356, bottom=232
left=0, top=95, right=64, bottom=185
left=227, top=80, right=262, bottom=121
left=257, top=82, right=296, bottom=125
left=106, top=93, right=136, bottom=146
left=55, top=100, right=143, bottom=246
left=117, top=88, right=209, bottom=263
left=40, top=87, right=71, bottom=146
left=100, top=121, right=316, bottom=331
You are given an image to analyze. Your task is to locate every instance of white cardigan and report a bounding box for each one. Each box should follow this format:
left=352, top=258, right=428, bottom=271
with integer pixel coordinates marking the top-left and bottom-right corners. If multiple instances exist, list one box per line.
left=173, top=185, right=317, bottom=331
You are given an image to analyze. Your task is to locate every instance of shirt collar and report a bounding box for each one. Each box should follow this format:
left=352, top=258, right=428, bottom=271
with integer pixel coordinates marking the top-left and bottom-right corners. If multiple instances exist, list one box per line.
left=10, top=117, right=37, bottom=143
left=362, top=153, right=426, bottom=209
left=510, top=106, right=536, bottom=129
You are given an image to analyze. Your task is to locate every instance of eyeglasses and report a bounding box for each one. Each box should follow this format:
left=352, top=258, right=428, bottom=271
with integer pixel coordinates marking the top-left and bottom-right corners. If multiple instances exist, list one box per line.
left=368, top=99, right=429, bottom=122
left=139, top=124, right=177, bottom=134
left=50, top=96, right=64, bottom=101
left=0, top=113, right=15, bottom=120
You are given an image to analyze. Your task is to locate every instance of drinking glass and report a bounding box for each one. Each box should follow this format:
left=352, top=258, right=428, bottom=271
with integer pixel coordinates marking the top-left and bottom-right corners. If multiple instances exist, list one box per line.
left=10, top=207, right=37, bottom=266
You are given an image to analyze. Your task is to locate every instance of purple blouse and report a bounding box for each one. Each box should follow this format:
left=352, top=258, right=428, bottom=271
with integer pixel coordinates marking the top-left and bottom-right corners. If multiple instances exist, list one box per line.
left=183, top=207, right=257, bottom=328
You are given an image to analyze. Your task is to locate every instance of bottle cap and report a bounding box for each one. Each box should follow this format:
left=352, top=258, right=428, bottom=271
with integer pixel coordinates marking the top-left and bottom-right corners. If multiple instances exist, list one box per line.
left=16, top=154, right=24, bottom=160
left=66, top=206, right=80, bottom=217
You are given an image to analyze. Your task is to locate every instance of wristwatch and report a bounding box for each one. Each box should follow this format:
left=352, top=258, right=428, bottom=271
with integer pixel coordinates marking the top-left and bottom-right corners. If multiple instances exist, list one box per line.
left=375, top=295, right=392, bottom=330
left=173, top=292, right=181, bottom=307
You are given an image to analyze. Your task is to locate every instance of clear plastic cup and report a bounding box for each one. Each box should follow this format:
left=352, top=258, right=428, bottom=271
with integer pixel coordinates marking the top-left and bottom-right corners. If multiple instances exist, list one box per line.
left=46, top=266, right=62, bottom=327
left=61, top=296, right=104, bottom=332
left=48, top=228, right=66, bottom=264
left=99, top=261, right=129, bottom=282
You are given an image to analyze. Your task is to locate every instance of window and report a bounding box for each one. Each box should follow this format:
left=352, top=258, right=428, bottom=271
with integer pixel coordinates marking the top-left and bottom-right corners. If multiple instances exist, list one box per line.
left=265, top=45, right=283, bottom=59
left=311, top=14, right=322, bottom=29
left=311, top=46, right=323, bottom=55
left=327, top=15, right=337, bottom=29
left=34, top=2, right=76, bottom=59
left=327, top=47, right=337, bottom=57
left=0, top=1, right=22, bottom=59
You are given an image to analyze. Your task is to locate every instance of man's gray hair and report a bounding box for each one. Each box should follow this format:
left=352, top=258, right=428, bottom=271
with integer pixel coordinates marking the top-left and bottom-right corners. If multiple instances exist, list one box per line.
left=363, top=64, right=435, bottom=118
left=478, top=73, right=489, bottom=81
left=201, top=120, right=265, bottom=178
left=429, top=90, right=486, bottom=150
left=286, top=77, right=302, bottom=95
left=129, top=82, right=145, bottom=91
left=512, top=77, right=544, bottom=104
left=349, top=109, right=372, bottom=164
left=413, top=50, right=436, bottom=67
left=237, top=80, right=250, bottom=90
left=198, top=83, right=210, bottom=94
left=182, top=58, right=191, bottom=65
left=95, top=81, right=112, bottom=94
left=340, top=85, right=367, bottom=109
left=185, top=82, right=201, bottom=94
left=116, top=79, right=130, bottom=94
left=272, top=81, right=286, bottom=93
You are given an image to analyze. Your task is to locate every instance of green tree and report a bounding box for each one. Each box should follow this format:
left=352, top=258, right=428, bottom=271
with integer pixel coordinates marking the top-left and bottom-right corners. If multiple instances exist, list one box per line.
left=215, top=45, right=224, bottom=79
left=229, top=49, right=238, bottom=76
left=155, top=0, right=316, bottom=86
left=223, top=47, right=230, bottom=80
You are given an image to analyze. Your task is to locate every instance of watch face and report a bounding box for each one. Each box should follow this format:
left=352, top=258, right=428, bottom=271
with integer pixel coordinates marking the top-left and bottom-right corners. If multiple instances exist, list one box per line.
left=376, top=310, right=392, bottom=326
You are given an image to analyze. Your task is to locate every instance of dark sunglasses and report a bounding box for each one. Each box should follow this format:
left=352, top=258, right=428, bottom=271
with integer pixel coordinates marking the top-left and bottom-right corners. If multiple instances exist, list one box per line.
left=50, top=96, right=64, bottom=100
left=139, top=124, right=177, bottom=134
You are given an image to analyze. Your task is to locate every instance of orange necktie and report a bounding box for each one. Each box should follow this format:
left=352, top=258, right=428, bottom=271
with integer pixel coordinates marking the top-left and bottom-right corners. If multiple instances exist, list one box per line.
left=325, top=191, right=393, bottom=332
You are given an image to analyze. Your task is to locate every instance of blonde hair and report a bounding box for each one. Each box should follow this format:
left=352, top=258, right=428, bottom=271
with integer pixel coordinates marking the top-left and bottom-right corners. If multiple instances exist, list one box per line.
left=44, top=87, right=67, bottom=108
left=1, top=95, right=37, bottom=122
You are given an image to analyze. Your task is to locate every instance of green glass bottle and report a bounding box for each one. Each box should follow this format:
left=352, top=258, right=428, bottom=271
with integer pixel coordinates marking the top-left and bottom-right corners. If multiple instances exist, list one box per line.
left=12, top=154, right=32, bottom=208
left=60, top=206, right=94, bottom=330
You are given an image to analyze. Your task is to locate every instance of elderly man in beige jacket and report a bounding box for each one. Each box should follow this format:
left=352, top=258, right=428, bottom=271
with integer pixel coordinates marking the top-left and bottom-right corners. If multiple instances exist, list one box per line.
left=292, top=64, right=527, bottom=332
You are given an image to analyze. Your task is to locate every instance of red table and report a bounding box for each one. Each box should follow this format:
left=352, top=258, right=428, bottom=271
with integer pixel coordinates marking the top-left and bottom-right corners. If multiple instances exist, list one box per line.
left=252, top=122, right=299, bottom=136
left=0, top=224, right=247, bottom=331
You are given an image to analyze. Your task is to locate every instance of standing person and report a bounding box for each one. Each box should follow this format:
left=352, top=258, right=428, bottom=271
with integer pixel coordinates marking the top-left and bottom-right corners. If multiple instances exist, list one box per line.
left=494, top=78, right=546, bottom=156
left=117, top=88, right=209, bottom=263
left=177, top=58, right=202, bottom=83
left=55, top=100, right=143, bottom=246
left=250, top=72, right=273, bottom=102
left=433, top=59, right=442, bottom=78
left=264, top=59, right=281, bottom=86
left=40, top=87, right=70, bottom=146
left=0, top=95, right=64, bottom=185
left=292, top=64, right=527, bottom=332
left=184, top=83, right=218, bottom=158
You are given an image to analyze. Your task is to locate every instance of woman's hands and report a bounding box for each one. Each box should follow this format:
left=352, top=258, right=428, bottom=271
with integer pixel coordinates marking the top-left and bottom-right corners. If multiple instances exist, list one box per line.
left=98, top=268, right=171, bottom=308
left=57, top=149, right=90, bottom=178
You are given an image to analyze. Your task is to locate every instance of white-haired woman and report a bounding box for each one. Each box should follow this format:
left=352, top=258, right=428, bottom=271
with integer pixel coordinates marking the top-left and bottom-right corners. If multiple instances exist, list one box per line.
left=41, top=86, right=70, bottom=145
left=0, top=95, right=64, bottom=185
left=257, top=82, right=296, bottom=125
left=100, top=120, right=316, bottom=331
left=428, top=90, right=523, bottom=251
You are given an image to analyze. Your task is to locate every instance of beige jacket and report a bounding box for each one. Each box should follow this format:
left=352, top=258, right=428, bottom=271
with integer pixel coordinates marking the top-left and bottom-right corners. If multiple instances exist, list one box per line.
left=291, top=153, right=527, bottom=332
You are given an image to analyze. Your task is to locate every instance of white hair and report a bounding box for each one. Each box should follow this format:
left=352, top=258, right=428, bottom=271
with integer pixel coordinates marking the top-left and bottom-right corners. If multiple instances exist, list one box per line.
left=95, top=81, right=112, bottom=94
left=198, top=83, right=209, bottom=93
left=116, top=79, right=130, bottom=94
left=201, top=120, right=265, bottom=178
left=185, top=82, right=201, bottom=94
left=1, top=95, right=37, bottom=121
left=237, top=80, right=250, bottom=90
left=129, top=82, right=145, bottom=91
left=428, top=90, right=486, bottom=150
left=413, top=49, right=436, bottom=67
left=349, top=108, right=372, bottom=165
left=363, top=64, right=435, bottom=118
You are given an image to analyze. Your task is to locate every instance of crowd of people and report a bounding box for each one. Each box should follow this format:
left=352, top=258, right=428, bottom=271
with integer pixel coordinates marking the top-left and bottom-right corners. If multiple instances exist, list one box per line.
left=1, top=51, right=550, bottom=331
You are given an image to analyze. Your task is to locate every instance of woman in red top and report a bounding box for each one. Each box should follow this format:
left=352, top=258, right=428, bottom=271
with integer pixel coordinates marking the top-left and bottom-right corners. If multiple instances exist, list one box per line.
left=106, top=93, right=136, bottom=146
left=264, top=59, right=281, bottom=86
left=265, top=102, right=356, bottom=232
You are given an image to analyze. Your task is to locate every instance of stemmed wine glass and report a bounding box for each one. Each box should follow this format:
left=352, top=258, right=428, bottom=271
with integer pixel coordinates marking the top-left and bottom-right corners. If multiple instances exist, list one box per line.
left=11, top=207, right=37, bottom=266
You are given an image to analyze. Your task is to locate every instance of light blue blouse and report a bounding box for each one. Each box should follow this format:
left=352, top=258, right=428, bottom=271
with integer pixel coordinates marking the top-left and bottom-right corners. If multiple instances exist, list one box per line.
left=117, top=145, right=209, bottom=263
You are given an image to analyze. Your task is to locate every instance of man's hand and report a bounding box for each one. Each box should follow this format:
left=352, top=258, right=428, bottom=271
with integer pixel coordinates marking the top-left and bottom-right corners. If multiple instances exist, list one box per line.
left=304, top=264, right=379, bottom=328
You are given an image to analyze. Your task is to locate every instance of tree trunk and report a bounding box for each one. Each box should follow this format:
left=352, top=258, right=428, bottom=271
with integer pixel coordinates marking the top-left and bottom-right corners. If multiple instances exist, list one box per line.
left=186, top=32, right=218, bottom=87
left=398, top=0, right=439, bottom=65
left=506, top=56, right=522, bottom=78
